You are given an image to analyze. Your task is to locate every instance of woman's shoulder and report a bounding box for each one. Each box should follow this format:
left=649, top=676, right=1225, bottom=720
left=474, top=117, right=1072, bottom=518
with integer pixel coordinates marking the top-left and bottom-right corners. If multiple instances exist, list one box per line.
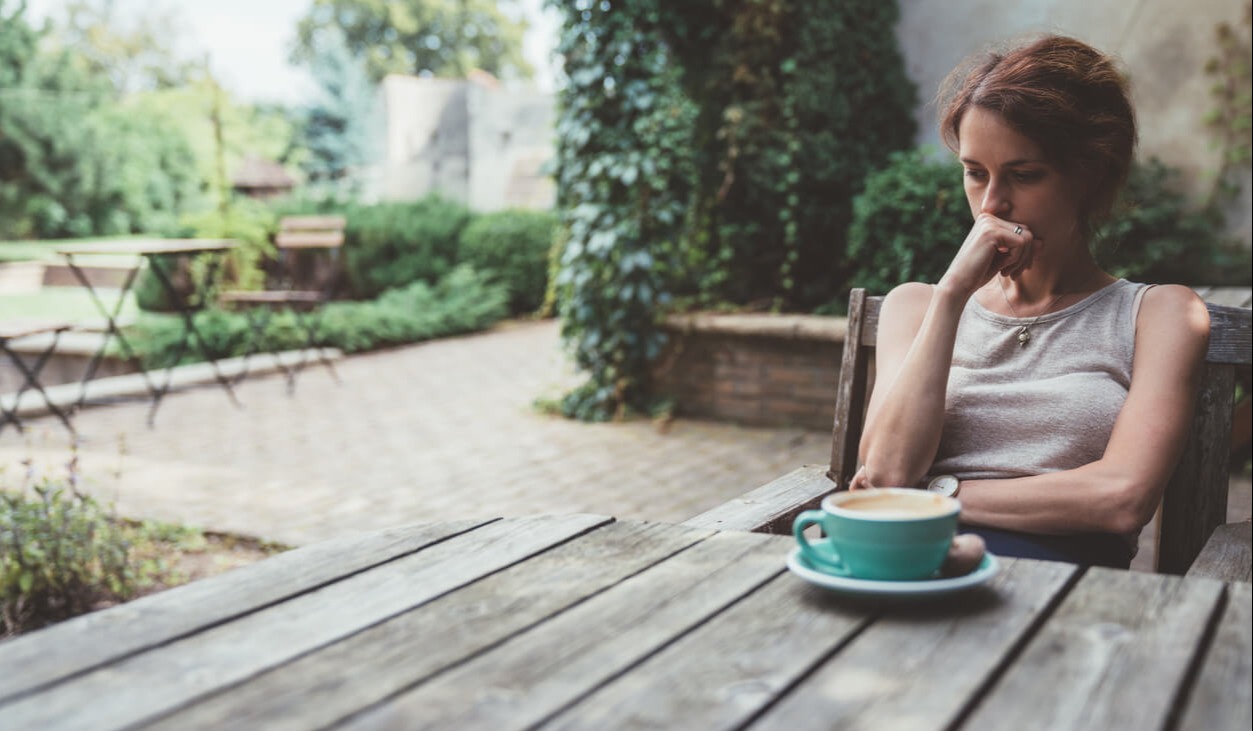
left=882, top=281, right=935, bottom=308
left=1135, top=284, right=1209, bottom=353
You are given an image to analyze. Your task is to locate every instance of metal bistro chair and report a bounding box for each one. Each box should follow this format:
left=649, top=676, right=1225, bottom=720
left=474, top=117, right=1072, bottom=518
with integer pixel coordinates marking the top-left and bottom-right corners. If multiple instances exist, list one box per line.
left=219, top=215, right=346, bottom=393
left=688, top=287, right=1253, bottom=575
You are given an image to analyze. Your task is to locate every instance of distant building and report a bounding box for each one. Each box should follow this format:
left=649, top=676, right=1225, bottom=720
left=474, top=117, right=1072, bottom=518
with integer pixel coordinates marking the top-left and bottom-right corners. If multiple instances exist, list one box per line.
left=231, top=156, right=297, bottom=201
left=366, top=72, right=555, bottom=211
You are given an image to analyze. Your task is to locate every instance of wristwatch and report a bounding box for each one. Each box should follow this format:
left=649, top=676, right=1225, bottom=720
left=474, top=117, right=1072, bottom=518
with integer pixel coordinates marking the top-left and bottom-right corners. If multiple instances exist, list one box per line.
left=925, top=474, right=960, bottom=498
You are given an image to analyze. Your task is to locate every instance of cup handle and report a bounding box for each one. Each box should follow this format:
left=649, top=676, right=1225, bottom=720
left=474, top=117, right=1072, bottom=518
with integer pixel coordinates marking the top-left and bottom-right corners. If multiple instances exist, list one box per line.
left=793, top=510, right=850, bottom=576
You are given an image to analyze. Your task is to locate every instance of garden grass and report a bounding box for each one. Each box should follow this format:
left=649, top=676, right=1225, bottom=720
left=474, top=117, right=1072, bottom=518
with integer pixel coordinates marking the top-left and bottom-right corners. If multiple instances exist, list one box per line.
left=0, top=288, right=138, bottom=324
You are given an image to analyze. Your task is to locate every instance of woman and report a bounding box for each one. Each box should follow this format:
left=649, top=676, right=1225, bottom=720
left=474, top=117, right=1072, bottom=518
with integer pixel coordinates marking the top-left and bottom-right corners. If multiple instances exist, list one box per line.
left=851, top=35, right=1210, bottom=568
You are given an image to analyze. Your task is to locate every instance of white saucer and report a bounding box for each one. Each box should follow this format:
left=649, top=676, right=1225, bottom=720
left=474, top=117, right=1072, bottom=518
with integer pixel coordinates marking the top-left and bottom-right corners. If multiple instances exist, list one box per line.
left=786, top=545, right=999, bottom=599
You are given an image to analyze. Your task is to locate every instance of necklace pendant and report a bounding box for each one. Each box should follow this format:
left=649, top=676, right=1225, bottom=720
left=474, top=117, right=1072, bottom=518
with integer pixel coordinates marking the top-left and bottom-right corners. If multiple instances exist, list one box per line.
left=1017, top=327, right=1031, bottom=346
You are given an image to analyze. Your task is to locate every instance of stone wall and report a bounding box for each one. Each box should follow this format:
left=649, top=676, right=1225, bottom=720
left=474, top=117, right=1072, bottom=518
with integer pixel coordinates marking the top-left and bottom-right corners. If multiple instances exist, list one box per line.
left=652, top=314, right=846, bottom=431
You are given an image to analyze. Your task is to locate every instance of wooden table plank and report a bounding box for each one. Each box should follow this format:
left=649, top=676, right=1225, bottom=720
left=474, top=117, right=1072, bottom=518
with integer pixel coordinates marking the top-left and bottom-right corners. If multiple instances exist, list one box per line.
left=961, top=567, right=1225, bottom=731
left=539, top=571, right=873, bottom=731
left=683, top=464, right=836, bottom=534
left=141, top=520, right=715, bottom=731
left=0, top=518, right=491, bottom=703
left=341, top=529, right=791, bottom=730
left=0, top=514, right=610, bottom=731
left=749, top=559, right=1078, bottom=731
left=1176, top=582, right=1252, bottom=731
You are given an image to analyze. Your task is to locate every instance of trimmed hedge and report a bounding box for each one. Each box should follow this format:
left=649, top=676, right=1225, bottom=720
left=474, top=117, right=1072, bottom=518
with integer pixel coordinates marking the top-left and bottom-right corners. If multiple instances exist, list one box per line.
left=340, top=196, right=473, bottom=299
left=458, top=208, right=558, bottom=315
left=120, top=265, right=508, bottom=368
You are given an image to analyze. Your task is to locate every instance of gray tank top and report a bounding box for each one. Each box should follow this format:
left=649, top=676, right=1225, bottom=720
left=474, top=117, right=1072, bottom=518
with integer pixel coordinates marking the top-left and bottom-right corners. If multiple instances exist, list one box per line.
left=930, top=279, right=1152, bottom=480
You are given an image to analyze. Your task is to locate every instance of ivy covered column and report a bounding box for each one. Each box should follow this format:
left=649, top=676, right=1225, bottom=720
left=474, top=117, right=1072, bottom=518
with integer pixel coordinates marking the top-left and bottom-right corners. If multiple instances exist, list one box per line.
left=551, top=0, right=695, bottom=420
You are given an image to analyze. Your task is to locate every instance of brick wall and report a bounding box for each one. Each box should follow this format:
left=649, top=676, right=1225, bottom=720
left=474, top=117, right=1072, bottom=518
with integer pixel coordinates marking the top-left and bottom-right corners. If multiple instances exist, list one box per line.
left=651, top=314, right=846, bottom=430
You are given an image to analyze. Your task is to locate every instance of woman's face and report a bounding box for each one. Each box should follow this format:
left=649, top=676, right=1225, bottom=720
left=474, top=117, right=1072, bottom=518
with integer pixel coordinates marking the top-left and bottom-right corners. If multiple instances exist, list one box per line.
left=957, top=107, right=1086, bottom=251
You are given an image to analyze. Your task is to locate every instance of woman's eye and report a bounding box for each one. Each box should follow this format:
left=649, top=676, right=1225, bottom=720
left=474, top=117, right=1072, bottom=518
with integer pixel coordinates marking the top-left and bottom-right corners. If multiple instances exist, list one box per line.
left=1014, top=170, right=1044, bottom=183
left=964, top=169, right=987, bottom=181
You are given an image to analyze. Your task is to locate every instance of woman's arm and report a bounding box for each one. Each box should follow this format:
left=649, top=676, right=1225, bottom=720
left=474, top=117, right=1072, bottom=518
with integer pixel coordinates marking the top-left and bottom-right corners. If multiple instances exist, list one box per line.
left=856, top=282, right=962, bottom=487
left=857, top=213, right=1035, bottom=488
left=955, top=285, right=1210, bottom=536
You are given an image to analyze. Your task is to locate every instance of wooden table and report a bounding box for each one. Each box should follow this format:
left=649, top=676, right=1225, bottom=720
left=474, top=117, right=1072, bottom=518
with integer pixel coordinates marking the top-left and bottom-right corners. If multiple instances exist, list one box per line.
left=55, top=239, right=240, bottom=424
left=1, top=515, right=1248, bottom=730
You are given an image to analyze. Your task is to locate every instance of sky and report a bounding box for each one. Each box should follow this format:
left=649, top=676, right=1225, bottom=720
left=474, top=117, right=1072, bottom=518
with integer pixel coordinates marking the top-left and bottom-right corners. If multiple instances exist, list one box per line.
left=24, top=0, right=561, bottom=105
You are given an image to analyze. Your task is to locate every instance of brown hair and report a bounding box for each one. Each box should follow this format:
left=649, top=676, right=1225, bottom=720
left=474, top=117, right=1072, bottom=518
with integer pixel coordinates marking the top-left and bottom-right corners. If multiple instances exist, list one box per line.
left=938, top=35, right=1137, bottom=227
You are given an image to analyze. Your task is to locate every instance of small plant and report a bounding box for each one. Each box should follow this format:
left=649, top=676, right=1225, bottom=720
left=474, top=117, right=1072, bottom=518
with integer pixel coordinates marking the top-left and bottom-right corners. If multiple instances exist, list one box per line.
left=1, top=456, right=140, bottom=637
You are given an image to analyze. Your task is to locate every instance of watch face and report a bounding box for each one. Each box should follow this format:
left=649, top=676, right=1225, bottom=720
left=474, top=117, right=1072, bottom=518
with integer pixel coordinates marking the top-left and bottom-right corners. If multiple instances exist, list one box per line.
left=927, top=475, right=959, bottom=497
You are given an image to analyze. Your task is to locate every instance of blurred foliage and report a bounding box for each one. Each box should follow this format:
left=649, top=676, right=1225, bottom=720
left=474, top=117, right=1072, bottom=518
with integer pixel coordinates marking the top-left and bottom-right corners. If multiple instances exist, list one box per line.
left=551, top=0, right=915, bottom=419
left=338, top=195, right=474, bottom=300
left=0, top=1, right=300, bottom=240
left=43, top=0, right=202, bottom=94
left=844, top=148, right=971, bottom=300
left=297, top=27, right=378, bottom=190
left=551, top=0, right=696, bottom=421
left=1203, top=2, right=1252, bottom=203
left=121, top=265, right=507, bottom=367
left=292, top=0, right=532, bottom=82
left=0, top=2, right=200, bottom=239
left=459, top=209, right=558, bottom=315
left=662, top=0, right=917, bottom=310
left=1, top=455, right=155, bottom=637
left=1096, top=159, right=1252, bottom=285
left=844, top=151, right=1251, bottom=298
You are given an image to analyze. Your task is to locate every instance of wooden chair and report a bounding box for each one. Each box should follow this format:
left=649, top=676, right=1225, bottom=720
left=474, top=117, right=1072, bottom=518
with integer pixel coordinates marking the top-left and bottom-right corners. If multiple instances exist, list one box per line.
left=687, top=287, right=1253, bottom=575
left=219, top=216, right=346, bottom=393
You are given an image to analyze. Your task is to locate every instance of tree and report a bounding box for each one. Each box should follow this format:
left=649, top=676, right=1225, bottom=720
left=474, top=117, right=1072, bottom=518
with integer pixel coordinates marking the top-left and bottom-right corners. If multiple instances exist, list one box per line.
left=43, top=0, right=202, bottom=95
left=0, top=0, right=199, bottom=238
left=291, top=0, right=532, bottom=82
left=299, top=27, right=378, bottom=186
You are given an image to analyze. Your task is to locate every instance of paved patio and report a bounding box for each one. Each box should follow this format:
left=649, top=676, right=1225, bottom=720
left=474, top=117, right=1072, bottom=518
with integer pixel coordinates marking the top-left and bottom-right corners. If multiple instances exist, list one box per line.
left=1, top=320, right=832, bottom=547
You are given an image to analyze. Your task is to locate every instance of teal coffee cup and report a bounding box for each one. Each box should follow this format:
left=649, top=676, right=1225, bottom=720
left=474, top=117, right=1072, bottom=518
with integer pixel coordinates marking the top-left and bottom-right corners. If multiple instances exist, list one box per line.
left=792, top=488, right=960, bottom=581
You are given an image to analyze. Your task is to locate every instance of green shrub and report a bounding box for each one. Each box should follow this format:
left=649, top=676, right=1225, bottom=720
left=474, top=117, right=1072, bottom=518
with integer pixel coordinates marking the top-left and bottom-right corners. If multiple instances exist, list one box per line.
left=458, top=209, right=558, bottom=315
left=843, top=151, right=1249, bottom=300
left=844, top=148, right=969, bottom=300
left=1095, top=159, right=1251, bottom=285
left=120, top=265, right=508, bottom=367
left=341, top=196, right=474, bottom=299
left=2, top=474, right=136, bottom=636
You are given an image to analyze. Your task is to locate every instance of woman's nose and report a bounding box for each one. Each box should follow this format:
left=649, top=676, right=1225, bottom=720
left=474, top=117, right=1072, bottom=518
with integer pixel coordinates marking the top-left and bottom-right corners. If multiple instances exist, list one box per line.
left=981, top=179, right=1011, bottom=216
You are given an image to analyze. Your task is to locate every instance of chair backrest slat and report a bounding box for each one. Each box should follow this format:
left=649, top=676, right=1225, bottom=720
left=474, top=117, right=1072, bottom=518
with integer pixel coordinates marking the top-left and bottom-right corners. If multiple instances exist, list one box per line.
left=275, top=216, right=347, bottom=251
left=831, top=289, right=1250, bottom=574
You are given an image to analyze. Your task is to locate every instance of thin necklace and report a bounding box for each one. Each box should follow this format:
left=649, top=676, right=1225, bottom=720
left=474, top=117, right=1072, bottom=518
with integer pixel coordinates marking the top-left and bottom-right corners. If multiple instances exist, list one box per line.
left=998, top=278, right=1066, bottom=347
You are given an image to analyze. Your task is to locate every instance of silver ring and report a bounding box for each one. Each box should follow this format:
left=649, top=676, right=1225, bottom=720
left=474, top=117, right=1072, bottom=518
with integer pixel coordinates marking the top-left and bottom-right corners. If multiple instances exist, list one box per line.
left=1013, top=225, right=1024, bottom=235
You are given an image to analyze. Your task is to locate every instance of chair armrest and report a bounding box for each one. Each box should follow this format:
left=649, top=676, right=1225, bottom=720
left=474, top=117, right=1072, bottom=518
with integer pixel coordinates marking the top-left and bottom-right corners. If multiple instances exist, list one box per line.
left=1186, top=521, right=1252, bottom=583
left=683, top=465, right=836, bottom=535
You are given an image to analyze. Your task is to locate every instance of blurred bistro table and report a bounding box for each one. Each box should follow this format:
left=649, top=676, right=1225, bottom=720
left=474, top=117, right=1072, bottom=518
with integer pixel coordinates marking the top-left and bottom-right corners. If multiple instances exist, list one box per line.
left=0, top=514, right=1248, bottom=730
left=54, top=239, right=241, bottom=425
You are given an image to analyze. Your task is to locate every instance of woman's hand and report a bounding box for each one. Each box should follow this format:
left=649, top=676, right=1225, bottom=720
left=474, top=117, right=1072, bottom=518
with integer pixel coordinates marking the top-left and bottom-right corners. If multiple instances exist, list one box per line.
left=938, top=213, right=1035, bottom=298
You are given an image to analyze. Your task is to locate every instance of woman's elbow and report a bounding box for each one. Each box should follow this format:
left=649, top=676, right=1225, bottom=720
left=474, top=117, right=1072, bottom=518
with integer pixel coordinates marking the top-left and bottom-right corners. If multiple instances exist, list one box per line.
left=1101, top=477, right=1161, bottom=536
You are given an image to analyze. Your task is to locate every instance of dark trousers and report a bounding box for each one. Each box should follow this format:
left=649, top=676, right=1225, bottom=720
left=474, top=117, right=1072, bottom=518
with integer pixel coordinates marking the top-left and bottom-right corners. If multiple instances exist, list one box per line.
left=961, top=524, right=1132, bottom=569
